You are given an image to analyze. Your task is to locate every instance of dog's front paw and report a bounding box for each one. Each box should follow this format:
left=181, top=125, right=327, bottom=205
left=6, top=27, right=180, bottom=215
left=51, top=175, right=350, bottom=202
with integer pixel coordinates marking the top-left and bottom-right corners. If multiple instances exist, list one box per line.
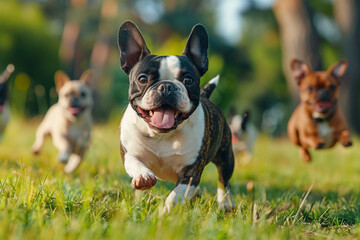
left=132, top=171, right=157, bottom=190
left=314, top=140, right=325, bottom=149
left=57, top=151, right=70, bottom=163
left=341, top=139, right=353, bottom=147
left=32, top=146, right=41, bottom=155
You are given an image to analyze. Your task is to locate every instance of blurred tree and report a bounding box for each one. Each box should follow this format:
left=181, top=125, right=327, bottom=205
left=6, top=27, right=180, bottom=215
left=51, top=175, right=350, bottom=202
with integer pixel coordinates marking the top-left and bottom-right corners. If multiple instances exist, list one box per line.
left=236, top=4, right=289, bottom=128
left=335, top=0, right=360, bottom=134
left=0, top=1, right=60, bottom=116
left=273, top=0, right=322, bottom=102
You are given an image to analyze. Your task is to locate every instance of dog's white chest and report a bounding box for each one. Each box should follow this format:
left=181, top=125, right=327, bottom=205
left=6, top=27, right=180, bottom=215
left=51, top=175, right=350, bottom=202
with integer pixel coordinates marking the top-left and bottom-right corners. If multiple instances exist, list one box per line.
left=317, top=122, right=333, bottom=148
left=120, top=104, right=205, bottom=182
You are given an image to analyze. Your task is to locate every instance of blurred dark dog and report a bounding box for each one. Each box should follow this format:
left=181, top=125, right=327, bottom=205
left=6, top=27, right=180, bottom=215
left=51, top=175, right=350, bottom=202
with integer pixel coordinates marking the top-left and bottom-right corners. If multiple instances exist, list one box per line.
left=32, top=70, right=93, bottom=173
left=0, top=64, right=15, bottom=141
left=287, top=59, right=352, bottom=162
left=229, top=110, right=257, bottom=162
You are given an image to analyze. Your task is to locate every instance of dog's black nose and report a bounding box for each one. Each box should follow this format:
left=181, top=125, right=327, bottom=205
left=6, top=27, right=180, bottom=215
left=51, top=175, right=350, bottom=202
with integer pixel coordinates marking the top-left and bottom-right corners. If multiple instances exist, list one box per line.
left=318, top=89, right=330, bottom=101
left=70, top=97, right=80, bottom=107
left=157, top=82, right=176, bottom=95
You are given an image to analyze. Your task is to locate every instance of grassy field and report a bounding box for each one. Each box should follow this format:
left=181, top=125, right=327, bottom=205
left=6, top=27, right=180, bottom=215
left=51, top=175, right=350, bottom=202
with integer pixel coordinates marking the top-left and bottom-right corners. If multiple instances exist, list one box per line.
left=0, top=117, right=359, bottom=239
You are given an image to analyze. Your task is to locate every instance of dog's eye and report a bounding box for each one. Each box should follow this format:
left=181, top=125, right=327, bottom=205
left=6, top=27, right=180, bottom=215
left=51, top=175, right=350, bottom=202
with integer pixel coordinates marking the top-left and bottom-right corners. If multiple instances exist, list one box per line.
left=80, top=91, right=86, bottom=97
left=329, top=84, right=336, bottom=91
left=307, top=87, right=313, bottom=93
left=138, top=75, right=148, bottom=84
left=183, top=77, right=193, bottom=85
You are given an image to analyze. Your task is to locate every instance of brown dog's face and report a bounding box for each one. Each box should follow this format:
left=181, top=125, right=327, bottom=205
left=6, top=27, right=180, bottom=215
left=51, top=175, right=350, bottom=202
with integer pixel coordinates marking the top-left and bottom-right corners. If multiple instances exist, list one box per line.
left=54, top=70, right=93, bottom=120
left=290, top=59, right=347, bottom=116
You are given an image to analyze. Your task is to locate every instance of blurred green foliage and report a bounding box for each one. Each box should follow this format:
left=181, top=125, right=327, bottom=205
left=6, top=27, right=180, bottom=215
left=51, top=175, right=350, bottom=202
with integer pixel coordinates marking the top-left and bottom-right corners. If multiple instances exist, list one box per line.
left=0, top=1, right=60, bottom=115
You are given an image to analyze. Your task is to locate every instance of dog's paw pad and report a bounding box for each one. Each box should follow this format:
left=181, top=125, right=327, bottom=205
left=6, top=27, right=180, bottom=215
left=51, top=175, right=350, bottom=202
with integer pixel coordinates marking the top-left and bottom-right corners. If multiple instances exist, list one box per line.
left=132, top=174, right=157, bottom=190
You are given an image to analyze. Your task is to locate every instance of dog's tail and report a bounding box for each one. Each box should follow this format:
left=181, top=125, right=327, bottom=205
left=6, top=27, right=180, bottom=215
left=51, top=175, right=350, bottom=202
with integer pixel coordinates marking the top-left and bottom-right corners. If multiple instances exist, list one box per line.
left=241, top=110, right=250, bottom=131
left=200, top=75, right=219, bottom=98
left=0, top=64, right=15, bottom=83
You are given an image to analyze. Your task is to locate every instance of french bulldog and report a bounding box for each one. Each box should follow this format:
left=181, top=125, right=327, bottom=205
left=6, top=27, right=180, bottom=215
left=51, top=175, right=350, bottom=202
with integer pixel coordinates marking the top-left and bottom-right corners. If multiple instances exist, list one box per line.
left=229, top=110, right=257, bottom=160
left=32, top=70, right=93, bottom=173
left=287, top=59, right=352, bottom=162
left=118, top=21, right=235, bottom=212
left=0, top=64, right=14, bottom=141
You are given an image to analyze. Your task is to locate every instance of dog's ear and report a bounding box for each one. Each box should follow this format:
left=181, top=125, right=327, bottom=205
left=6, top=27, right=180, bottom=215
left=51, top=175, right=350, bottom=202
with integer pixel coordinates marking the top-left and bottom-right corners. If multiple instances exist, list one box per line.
left=290, top=59, right=311, bottom=85
left=182, top=24, right=209, bottom=76
left=118, top=21, right=151, bottom=75
left=54, top=70, right=70, bottom=93
left=328, top=60, right=348, bottom=80
left=79, top=69, right=94, bottom=86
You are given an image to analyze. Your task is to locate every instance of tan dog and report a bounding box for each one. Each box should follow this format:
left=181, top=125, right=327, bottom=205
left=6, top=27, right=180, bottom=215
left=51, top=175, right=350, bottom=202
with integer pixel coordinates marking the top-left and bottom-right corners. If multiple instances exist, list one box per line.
left=287, top=59, right=352, bottom=162
left=32, top=70, right=93, bottom=173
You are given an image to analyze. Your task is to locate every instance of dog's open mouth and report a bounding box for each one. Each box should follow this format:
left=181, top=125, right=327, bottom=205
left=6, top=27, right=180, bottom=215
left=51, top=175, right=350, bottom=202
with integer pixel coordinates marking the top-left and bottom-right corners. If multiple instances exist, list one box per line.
left=68, top=106, right=86, bottom=116
left=314, top=101, right=333, bottom=113
left=0, top=105, right=3, bottom=113
left=137, top=106, right=188, bottom=130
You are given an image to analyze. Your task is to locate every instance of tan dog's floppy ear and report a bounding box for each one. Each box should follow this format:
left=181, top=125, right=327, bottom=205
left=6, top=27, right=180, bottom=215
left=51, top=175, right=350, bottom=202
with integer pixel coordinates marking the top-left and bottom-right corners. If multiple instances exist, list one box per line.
left=79, top=69, right=94, bottom=86
left=328, top=60, right=348, bottom=80
left=54, top=70, right=70, bottom=93
left=290, top=59, right=311, bottom=85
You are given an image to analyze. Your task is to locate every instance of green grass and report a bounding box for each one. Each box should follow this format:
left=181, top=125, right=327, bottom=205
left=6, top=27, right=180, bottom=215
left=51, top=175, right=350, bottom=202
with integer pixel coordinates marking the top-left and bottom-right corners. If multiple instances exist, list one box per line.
left=0, top=117, right=360, bottom=239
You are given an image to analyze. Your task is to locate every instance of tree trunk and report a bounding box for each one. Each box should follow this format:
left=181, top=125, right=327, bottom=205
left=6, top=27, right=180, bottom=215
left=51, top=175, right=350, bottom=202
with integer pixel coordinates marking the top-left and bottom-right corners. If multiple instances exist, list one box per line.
left=334, top=0, right=360, bottom=134
left=273, top=0, right=322, bottom=102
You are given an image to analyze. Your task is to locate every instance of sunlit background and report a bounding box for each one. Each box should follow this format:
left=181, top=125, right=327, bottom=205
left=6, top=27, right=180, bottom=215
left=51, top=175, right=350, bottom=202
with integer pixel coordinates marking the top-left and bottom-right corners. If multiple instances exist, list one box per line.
left=0, top=0, right=359, bottom=135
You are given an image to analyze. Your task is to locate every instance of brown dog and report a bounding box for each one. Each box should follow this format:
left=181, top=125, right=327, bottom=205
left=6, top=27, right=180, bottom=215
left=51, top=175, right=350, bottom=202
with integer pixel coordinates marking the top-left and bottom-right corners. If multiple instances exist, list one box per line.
left=287, top=59, right=352, bottom=162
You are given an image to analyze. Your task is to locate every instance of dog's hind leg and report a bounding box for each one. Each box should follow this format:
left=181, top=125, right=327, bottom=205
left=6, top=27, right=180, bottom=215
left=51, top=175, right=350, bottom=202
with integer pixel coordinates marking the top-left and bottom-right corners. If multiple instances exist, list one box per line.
left=213, top=145, right=235, bottom=211
left=64, top=154, right=82, bottom=173
left=64, top=146, right=85, bottom=173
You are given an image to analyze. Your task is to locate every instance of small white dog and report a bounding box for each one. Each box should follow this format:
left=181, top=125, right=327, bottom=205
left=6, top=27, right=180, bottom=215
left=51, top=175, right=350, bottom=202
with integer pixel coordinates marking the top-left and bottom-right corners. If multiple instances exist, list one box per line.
left=32, top=70, right=93, bottom=173
left=229, top=110, right=258, bottom=160
left=0, top=64, right=15, bottom=141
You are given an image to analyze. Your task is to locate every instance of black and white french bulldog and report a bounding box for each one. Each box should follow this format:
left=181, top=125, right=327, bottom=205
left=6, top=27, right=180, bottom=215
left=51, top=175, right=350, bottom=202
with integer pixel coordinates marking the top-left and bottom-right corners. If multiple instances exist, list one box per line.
left=118, top=21, right=235, bottom=212
left=0, top=64, right=15, bottom=141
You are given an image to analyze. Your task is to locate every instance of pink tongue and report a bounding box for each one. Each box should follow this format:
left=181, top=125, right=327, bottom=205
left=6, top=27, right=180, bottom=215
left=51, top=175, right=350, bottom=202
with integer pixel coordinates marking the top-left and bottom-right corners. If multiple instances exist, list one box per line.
left=68, top=107, right=82, bottom=115
left=150, top=108, right=175, bottom=129
left=0, top=105, right=3, bottom=112
left=316, top=102, right=332, bottom=110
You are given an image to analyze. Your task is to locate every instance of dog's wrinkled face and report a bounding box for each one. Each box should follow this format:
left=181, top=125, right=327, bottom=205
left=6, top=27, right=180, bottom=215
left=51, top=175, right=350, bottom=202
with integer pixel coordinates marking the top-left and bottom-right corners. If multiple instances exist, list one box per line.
left=118, top=21, right=208, bottom=133
left=291, top=59, right=347, bottom=117
left=129, top=55, right=201, bottom=132
left=55, top=70, right=93, bottom=121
